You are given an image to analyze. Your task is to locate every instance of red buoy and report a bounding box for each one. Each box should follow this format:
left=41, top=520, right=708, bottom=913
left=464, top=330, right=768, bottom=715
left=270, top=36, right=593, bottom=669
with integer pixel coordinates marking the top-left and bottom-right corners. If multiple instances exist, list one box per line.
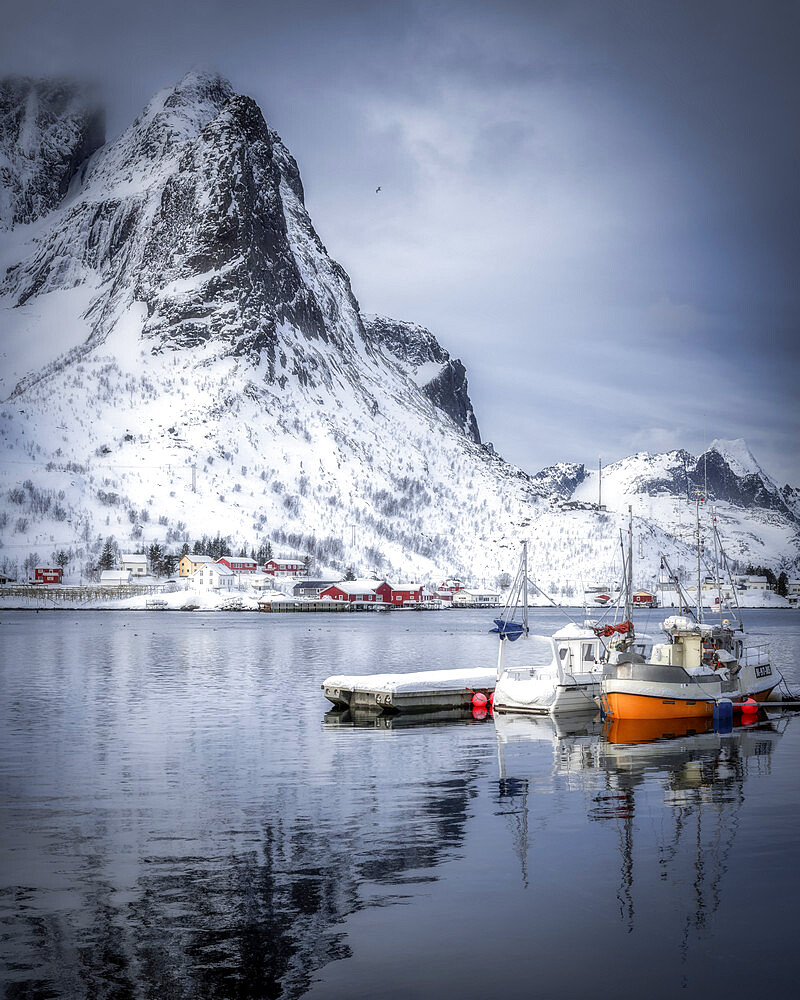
left=488, top=691, right=495, bottom=707
left=472, top=707, right=487, bottom=721
left=741, top=697, right=758, bottom=714
left=472, top=691, right=488, bottom=709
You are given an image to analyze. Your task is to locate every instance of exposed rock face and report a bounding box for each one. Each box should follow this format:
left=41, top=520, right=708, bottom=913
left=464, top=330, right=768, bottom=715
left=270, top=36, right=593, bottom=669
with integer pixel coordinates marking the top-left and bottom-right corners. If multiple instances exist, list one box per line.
left=363, top=314, right=481, bottom=443
left=692, top=448, right=791, bottom=514
left=609, top=446, right=795, bottom=519
left=0, top=77, right=104, bottom=229
left=532, top=462, right=587, bottom=498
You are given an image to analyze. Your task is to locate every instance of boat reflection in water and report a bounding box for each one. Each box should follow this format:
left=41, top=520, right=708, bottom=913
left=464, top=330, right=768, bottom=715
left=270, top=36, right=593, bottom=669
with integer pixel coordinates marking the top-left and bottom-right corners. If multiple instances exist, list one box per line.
left=324, top=706, right=485, bottom=729
left=494, top=708, right=788, bottom=934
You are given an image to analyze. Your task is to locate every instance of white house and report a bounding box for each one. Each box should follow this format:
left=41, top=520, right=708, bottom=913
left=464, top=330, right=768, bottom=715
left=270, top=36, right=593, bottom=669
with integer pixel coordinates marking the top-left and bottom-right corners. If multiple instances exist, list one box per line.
left=179, top=553, right=214, bottom=578
left=190, top=562, right=235, bottom=591
left=100, top=570, right=132, bottom=587
left=452, top=589, right=500, bottom=607
left=120, top=553, right=148, bottom=576
left=735, top=575, right=771, bottom=591
left=264, top=558, right=308, bottom=578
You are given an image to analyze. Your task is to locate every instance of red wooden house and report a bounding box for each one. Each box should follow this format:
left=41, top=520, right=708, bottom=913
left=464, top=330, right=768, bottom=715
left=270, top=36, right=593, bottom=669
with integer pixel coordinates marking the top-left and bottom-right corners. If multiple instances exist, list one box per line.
left=218, top=556, right=258, bottom=573
left=389, top=584, right=423, bottom=605
left=35, top=567, right=63, bottom=584
left=321, top=580, right=391, bottom=603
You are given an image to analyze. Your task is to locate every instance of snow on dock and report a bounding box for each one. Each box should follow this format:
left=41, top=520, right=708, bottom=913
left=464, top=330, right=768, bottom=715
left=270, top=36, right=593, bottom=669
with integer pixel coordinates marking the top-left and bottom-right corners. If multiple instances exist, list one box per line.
left=322, top=667, right=495, bottom=713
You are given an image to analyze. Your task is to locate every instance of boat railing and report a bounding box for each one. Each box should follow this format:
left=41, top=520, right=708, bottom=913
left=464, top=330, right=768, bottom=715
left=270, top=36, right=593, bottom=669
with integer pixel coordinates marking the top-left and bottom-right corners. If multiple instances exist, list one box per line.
left=741, top=642, right=770, bottom=667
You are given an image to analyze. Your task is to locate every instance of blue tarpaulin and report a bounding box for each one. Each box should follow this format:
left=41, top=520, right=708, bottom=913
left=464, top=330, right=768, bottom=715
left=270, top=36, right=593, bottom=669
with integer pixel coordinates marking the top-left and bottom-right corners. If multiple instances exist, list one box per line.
left=490, top=619, right=526, bottom=641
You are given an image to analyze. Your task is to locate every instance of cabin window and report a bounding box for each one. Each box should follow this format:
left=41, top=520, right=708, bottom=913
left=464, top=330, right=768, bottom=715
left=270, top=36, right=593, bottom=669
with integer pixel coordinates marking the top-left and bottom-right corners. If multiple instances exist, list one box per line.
left=582, top=643, right=596, bottom=662
left=559, top=647, right=568, bottom=661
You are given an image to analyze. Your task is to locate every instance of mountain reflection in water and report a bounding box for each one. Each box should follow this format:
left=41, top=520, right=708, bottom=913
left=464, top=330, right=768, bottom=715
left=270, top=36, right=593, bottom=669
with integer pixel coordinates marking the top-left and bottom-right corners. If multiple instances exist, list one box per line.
left=1, top=609, right=799, bottom=999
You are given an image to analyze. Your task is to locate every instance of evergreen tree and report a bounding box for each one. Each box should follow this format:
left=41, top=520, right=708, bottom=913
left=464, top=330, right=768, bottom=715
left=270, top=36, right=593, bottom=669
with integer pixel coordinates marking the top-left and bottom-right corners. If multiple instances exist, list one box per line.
left=777, top=571, right=789, bottom=597
left=98, top=536, right=118, bottom=571
left=180, top=541, right=190, bottom=557
left=147, top=542, right=165, bottom=576
left=162, top=552, right=178, bottom=577
left=344, top=566, right=356, bottom=581
left=54, top=549, right=70, bottom=571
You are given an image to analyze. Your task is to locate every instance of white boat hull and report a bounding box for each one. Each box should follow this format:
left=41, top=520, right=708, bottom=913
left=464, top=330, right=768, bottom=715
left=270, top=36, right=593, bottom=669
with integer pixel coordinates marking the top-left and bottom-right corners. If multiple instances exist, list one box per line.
left=494, top=673, right=601, bottom=715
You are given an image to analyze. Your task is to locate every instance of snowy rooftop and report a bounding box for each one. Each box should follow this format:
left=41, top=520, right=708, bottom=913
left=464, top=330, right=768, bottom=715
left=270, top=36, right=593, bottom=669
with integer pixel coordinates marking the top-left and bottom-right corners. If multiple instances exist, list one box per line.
left=326, top=579, right=386, bottom=594
left=190, top=562, right=233, bottom=576
left=323, top=667, right=496, bottom=695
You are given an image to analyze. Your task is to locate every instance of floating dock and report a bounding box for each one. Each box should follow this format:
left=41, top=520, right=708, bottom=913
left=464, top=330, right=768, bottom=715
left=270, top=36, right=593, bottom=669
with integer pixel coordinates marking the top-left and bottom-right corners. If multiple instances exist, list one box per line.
left=321, top=667, right=496, bottom=714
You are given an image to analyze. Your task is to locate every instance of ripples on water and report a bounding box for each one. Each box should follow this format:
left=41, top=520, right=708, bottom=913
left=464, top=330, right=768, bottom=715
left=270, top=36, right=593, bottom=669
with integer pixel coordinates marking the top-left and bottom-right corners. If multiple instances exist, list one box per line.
left=0, top=609, right=799, bottom=998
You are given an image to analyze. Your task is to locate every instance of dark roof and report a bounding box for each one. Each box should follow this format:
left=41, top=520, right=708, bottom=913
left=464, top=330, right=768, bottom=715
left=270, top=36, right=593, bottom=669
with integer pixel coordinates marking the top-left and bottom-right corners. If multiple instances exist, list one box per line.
left=293, top=579, right=338, bottom=592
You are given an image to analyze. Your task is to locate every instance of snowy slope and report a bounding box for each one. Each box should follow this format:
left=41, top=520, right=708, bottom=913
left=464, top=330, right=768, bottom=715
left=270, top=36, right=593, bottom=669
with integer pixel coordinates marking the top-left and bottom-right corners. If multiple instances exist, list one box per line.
left=0, top=73, right=797, bottom=590
left=571, top=447, right=800, bottom=577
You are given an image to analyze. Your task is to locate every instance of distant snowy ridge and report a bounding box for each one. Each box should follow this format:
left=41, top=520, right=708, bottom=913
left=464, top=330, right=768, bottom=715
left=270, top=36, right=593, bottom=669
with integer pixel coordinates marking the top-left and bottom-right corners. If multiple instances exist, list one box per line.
left=0, top=72, right=798, bottom=588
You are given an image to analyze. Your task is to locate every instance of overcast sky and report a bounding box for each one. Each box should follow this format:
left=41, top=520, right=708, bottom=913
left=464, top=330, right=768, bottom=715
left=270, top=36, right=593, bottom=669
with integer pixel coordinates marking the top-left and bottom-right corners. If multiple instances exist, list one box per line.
left=3, top=0, right=798, bottom=481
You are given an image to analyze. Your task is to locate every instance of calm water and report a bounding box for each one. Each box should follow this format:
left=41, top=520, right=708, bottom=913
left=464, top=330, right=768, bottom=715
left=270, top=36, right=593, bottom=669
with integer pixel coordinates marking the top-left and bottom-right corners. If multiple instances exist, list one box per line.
left=1, top=608, right=799, bottom=999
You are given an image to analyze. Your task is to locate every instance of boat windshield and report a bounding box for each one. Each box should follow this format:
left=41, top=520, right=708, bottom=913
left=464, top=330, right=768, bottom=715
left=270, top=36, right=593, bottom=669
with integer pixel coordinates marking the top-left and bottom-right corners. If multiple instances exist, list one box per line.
left=517, top=636, right=557, bottom=668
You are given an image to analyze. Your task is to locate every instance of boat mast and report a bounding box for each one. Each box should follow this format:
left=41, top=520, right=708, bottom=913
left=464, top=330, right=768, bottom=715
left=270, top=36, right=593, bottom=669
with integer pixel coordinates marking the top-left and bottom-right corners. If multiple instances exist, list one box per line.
left=695, top=493, right=703, bottom=624
left=627, top=505, right=633, bottom=625
left=711, top=504, right=723, bottom=622
left=522, top=539, right=529, bottom=636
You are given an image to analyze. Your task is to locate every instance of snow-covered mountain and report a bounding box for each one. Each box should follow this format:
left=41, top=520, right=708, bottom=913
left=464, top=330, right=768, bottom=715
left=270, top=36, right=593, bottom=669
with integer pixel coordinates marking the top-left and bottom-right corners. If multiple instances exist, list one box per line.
left=0, top=72, right=797, bottom=589
left=0, top=77, right=104, bottom=230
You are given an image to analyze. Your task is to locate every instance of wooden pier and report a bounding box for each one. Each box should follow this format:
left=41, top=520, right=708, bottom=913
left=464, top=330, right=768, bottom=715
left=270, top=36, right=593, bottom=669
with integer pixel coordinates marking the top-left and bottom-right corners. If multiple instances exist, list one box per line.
left=322, top=667, right=496, bottom=714
left=259, top=599, right=393, bottom=613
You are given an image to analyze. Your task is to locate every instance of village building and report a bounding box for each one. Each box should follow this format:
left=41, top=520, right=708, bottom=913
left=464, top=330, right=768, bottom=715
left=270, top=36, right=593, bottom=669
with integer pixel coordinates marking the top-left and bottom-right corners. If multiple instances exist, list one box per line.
left=389, top=583, right=423, bottom=606
left=100, top=570, right=132, bottom=587
left=438, top=578, right=464, bottom=593
left=632, top=589, right=657, bottom=607
left=293, top=579, right=339, bottom=599
left=190, top=562, right=235, bottom=592
left=218, top=556, right=258, bottom=573
left=734, top=575, right=771, bottom=591
left=34, top=567, right=63, bottom=585
left=264, top=558, right=308, bottom=577
left=320, top=579, right=392, bottom=603
left=452, top=589, right=500, bottom=608
left=435, top=590, right=454, bottom=603
left=120, top=553, right=148, bottom=576
left=179, top=553, right=214, bottom=578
